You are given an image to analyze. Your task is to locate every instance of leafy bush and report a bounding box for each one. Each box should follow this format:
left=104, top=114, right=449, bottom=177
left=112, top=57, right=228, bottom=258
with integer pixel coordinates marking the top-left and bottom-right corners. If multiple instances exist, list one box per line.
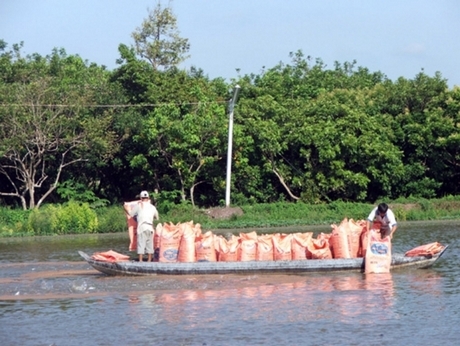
left=57, top=201, right=98, bottom=234
left=0, top=208, right=31, bottom=236
left=27, top=201, right=98, bottom=235
left=27, top=206, right=58, bottom=235
left=95, top=206, right=127, bottom=233
left=2, top=196, right=460, bottom=237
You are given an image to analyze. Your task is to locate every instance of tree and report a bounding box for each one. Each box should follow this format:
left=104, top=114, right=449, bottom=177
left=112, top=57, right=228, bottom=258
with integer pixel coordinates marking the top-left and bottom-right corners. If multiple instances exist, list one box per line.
left=383, top=72, right=450, bottom=198
left=234, top=53, right=402, bottom=204
left=438, top=86, right=460, bottom=194
left=137, top=74, right=228, bottom=207
left=132, top=2, right=190, bottom=70
left=0, top=46, right=118, bottom=209
left=298, top=87, right=404, bottom=202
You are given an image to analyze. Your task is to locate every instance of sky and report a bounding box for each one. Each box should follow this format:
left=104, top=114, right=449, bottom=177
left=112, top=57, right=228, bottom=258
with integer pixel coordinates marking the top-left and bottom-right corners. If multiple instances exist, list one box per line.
left=1, top=0, right=459, bottom=88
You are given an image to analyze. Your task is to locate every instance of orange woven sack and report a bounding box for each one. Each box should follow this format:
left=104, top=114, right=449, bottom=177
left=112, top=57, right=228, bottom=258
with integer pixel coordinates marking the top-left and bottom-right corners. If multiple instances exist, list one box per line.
left=372, top=221, right=382, bottom=231
left=291, top=232, right=313, bottom=260
left=214, top=233, right=221, bottom=262
left=308, top=236, right=333, bottom=259
left=354, top=220, right=368, bottom=257
left=91, top=250, right=130, bottom=262
left=153, top=223, right=163, bottom=261
left=360, top=229, right=369, bottom=258
left=273, top=233, right=293, bottom=261
left=329, top=218, right=351, bottom=259
left=238, top=231, right=258, bottom=261
left=177, top=222, right=197, bottom=262
left=405, top=242, right=444, bottom=257
left=218, top=235, right=240, bottom=262
left=256, top=234, right=274, bottom=261
left=348, top=219, right=365, bottom=258
left=159, top=222, right=183, bottom=263
left=195, top=231, right=217, bottom=262
left=124, top=200, right=139, bottom=251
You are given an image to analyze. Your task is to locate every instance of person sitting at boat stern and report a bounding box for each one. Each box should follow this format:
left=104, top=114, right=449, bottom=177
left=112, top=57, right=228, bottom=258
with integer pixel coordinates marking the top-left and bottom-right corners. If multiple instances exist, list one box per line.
left=366, top=203, right=397, bottom=239
left=123, top=190, right=159, bottom=262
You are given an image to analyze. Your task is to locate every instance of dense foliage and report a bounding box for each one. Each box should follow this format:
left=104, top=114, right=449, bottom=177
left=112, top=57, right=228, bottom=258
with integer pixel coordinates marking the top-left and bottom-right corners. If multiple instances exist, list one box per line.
left=2, top=197, right=460, bottom=237
left=1, top=4, right=459, bottom=211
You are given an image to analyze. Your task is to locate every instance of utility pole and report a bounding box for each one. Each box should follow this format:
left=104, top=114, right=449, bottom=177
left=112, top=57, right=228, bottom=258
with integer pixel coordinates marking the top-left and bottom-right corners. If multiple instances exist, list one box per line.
left=225, top=85, right=241, bottom=207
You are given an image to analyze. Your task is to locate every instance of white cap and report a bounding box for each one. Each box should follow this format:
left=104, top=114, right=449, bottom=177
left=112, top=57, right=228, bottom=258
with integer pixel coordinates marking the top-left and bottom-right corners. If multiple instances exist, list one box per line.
left=140, top=190, right=149, bottom=198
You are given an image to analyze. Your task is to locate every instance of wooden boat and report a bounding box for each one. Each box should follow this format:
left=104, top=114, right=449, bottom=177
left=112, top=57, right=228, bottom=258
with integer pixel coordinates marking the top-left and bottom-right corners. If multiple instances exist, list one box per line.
left=78, top=245, right=448, bottom=276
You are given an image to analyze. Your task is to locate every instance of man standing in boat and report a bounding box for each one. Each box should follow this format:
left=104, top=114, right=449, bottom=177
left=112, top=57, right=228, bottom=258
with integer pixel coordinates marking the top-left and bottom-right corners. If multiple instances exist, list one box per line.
left=124, top=190, right=159, bottom=262
left=366, top=202, right=397, bottom=239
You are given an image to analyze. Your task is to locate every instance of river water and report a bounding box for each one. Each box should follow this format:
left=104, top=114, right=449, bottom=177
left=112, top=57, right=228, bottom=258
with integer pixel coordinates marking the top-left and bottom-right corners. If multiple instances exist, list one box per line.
left=0, top=220, right=459, bottom=346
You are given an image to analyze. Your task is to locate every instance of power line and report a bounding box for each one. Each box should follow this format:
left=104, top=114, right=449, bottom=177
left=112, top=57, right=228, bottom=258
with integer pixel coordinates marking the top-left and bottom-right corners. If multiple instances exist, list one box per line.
left=0, top=100, right=229, bottom=108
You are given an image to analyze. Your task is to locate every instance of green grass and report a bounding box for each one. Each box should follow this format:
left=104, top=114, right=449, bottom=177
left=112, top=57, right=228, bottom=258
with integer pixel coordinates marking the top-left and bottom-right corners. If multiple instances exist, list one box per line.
left=1, top=197, right=460, bottom=237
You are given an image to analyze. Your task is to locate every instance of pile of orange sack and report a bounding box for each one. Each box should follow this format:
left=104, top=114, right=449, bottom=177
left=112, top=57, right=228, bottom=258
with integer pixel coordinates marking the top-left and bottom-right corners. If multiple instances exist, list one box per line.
left=150, top=218, right=375, bottom=263
left=121, top=212, right=445, bottom=263
left=91, top=250, right=130, bottom=263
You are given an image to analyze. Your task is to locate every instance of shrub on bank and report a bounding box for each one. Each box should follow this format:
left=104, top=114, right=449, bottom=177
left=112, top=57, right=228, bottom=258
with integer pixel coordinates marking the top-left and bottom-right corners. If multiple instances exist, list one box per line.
left=95, top=206, right=127, bottom=233
left=26, top=201, right=98, bottom=235
left=0, top=207, right=31, bottom=236
left=239, top=201, right=372, bottom=226
left=1, top=197, right=460, bottom=237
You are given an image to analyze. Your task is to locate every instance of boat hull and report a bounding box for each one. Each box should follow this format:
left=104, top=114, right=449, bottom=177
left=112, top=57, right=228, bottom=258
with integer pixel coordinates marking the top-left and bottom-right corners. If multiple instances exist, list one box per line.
left=78, top=245, right=448, bottom=276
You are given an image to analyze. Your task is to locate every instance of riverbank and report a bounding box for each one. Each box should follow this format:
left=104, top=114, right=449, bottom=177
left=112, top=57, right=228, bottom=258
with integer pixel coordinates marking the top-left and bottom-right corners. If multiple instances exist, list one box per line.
left=2, top=198, right=460, bottom=237
left=168, top=199, right=460, bottom=230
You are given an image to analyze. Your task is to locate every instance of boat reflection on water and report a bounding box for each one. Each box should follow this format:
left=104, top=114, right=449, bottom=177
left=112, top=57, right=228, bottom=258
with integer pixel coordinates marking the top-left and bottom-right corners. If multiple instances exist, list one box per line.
left=310, top=273, right=396, bottom=321
left=363, top=273, right=395, bottom=299
left=361, top=273, right=396, bottom=320
left=121, top=272, right=405, bottom=327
